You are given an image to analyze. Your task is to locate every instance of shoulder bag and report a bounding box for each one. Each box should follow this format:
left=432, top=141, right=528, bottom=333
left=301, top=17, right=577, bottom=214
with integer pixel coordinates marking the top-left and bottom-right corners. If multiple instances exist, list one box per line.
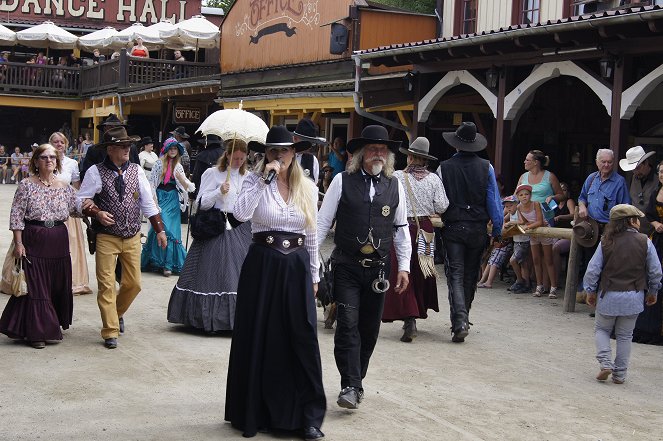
left=404, top=173, right=438, bottom=278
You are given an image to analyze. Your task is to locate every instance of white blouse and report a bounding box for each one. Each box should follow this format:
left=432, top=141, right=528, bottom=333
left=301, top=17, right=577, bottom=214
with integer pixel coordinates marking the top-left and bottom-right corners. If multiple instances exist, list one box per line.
left=57, top=156, right=80, bottom=186
left=233, top=172, right=319, bottom=283
left=394, top=170, right=449, bottom=217
left=149, top=159, right=195, bottom=212
left=197, top=167, right=247, bottom=213
left=139, top=151, right=159, bottom=172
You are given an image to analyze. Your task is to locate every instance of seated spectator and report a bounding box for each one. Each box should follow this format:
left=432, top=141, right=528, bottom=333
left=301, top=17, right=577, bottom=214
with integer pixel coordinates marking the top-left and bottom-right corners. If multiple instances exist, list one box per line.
left=0, top=144, right=8, bottom=184
left=10, top=146, right=22, bottom=182
left=478, top=196, right=518, bottom=289
left=552, top=182, right=576, bottom=289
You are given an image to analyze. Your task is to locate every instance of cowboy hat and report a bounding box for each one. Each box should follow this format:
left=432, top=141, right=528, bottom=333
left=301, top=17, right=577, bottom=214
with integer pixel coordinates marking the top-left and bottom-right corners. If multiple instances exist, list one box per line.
left=610, top=204, right=644, bottom=221
left=248, top=126, right=310, bottom=153
left=163, top=138, right=185, bottom=156
left=170, top=126, right=190, bottom=139
left=197, top=134, right=223, bottom=147
left=98, top=126, right=140, bottom=147
left=96, top=113, right=127, bottom=131
left=399, top=137, right=437, bottom=161
left=618, top=146, right=656, bottom=171
left=346, top=125, right=401, bottom=154
left=442, top=122, right=487, bottom=152
left=293, top=119, right=327, bottom=147
left=572, top=217, right=599, bottom=248
left=138, top=136, right=153, bottom=147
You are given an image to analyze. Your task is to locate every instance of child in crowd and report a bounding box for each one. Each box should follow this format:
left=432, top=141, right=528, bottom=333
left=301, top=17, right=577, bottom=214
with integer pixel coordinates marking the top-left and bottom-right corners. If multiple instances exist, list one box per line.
left=478, top=195, right=518, bottom=289
left=515, top=183, right=559, bottom=298
left=584, top=204, right=661, bottom=384
left=508, top=185, right=533, bottom=293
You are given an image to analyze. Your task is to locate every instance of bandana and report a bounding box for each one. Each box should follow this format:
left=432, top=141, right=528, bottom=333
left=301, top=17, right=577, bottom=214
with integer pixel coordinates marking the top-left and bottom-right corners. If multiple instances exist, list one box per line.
left=103, top=156, right=130, bottom=202
left=404, top=164, right=429, bottom=181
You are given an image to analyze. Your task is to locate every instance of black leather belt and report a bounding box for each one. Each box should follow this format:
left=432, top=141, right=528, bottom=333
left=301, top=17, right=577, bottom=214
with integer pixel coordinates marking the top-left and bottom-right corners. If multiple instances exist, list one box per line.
left=25, top=219, right=64, bottom=228
left=333, top=251, right=386, bottom=268
left=253, top=231, right=305, bottom=255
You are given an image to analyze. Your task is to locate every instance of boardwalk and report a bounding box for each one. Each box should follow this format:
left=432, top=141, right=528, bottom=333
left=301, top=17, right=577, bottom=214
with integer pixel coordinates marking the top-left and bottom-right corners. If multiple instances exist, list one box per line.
left=0, top=183, right=661, bottom=441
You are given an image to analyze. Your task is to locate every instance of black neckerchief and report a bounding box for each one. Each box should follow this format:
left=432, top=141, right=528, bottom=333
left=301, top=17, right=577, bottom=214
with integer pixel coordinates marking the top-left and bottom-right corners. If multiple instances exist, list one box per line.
left=103, top=157, right=130, bottom=202
left=361, top=168, right=381, bottom=202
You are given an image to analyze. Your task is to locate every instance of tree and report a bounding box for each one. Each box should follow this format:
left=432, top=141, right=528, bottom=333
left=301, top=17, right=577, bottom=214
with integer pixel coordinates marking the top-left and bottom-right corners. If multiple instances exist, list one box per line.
left=371, top=0, right=436, bottom=14
left=203, top=0, right=235, bottom=11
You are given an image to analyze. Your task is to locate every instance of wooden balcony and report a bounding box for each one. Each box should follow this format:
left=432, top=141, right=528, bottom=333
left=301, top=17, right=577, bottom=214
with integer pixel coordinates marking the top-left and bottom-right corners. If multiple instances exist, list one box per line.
left=1, top=51, right=220, bottom=99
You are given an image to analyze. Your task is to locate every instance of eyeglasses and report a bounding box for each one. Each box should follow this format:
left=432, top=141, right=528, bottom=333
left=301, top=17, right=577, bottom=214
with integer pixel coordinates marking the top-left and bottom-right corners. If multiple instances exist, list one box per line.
left=38, top=155, right=57, bottom=161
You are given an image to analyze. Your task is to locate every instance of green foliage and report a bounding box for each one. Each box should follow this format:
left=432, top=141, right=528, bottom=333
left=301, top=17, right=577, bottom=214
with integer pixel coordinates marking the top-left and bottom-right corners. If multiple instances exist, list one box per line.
left=372, top=0, right=436, bottom=14
left=203, top=0, right=235, bottom=11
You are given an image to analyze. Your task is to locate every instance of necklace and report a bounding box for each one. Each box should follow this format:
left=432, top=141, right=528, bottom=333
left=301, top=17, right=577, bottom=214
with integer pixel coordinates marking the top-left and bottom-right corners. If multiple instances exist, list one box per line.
left=38, top=175, right=53, bottom=187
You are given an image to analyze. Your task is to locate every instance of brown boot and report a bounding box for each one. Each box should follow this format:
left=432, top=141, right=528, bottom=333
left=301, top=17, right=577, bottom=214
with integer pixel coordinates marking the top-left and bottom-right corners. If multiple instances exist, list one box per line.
left=400, top=318, right=417, bottom=342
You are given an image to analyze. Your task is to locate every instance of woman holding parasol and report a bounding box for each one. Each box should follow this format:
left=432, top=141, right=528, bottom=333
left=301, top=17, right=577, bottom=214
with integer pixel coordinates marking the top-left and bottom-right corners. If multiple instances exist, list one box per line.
left=167, top=137, right=252, bottom=331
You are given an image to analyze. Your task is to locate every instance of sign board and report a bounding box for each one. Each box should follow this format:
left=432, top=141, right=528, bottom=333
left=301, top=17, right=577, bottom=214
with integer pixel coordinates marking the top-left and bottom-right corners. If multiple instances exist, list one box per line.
left=173, top=104, right=205, bottom=124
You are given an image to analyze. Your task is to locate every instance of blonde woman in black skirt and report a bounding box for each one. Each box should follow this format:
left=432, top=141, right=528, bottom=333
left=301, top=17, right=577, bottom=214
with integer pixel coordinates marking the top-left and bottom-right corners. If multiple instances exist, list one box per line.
left=225, top=126, right=326, bottom=441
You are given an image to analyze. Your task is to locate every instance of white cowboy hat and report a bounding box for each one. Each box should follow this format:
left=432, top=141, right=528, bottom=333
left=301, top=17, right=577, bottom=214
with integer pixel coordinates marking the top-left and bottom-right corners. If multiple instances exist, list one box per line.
left=619, top=146, right=655, bottom=171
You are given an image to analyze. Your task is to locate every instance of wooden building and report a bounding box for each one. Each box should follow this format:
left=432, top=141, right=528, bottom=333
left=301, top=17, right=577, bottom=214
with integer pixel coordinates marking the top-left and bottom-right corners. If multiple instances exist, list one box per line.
left=218, top=0, right=437, bottom=145
left=355, top=0, right=663, bottom=191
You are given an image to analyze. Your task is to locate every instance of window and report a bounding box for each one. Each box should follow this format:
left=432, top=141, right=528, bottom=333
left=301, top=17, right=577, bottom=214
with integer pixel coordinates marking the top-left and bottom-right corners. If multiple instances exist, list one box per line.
left=566, top=0, right=663, bottom=17
left=513, top=0, right=540, bottom=24
left=455, top=0, right=478, bottom=35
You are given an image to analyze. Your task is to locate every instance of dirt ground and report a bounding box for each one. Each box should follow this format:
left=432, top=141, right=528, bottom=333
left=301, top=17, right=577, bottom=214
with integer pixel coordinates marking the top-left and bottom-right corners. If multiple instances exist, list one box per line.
left=0, top=183, right=662, bottom=441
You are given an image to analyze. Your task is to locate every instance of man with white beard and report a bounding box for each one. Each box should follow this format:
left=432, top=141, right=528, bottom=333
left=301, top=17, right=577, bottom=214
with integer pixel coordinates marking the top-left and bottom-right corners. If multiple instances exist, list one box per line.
left=318, top=125, right=411, bottom=410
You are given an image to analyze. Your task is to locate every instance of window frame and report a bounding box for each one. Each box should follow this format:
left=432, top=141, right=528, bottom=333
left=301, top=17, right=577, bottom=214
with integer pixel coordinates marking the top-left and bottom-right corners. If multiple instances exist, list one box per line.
left=454, top=0, right=478, bottom=35
left=512, top=0, right=541, bottom=25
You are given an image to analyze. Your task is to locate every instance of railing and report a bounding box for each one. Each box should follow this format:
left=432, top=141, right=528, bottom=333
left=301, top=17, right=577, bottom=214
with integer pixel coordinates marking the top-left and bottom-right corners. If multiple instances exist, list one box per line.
left=0, top=51, right=220, bottom=98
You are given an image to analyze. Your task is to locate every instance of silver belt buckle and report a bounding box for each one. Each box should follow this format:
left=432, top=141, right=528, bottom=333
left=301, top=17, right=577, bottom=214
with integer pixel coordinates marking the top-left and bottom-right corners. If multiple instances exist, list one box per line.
left=359, top=258, right=372, bottom=268
left=44, top=219, right=55, bottom=228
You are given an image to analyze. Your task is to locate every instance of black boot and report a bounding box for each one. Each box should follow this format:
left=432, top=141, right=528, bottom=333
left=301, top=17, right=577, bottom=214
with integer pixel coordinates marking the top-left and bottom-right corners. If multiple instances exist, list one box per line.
left=400, top=318, right=417, bottom=342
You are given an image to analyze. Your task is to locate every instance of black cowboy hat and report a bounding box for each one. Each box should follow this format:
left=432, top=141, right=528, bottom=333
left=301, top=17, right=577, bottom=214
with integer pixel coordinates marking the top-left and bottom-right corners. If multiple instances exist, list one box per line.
left=98, top=126, right=140, bottom=147
left=197, top=134, right=223, bottom=147
left=96, top=114, right=127, bottom=131
left=399, top=137, right=437, bottom=161
left=442, top=122, right=487, bottom=152
left=248, top=126, right=310, bottom=153
left=346, top=125, right=401, bottom=154
left=293, top=118, right=327, bottom=147
left=170, top=126, right=190, bottom=139
left=138, top=136, right=153, bottom=147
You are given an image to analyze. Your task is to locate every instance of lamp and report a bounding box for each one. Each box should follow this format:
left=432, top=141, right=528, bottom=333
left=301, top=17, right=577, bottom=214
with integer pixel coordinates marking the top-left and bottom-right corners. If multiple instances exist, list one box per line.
left=485, top=66, right=499, bottom=89
left=599, top=56, right=615, bottom=79
left=404, top=71, right=415, bottom=93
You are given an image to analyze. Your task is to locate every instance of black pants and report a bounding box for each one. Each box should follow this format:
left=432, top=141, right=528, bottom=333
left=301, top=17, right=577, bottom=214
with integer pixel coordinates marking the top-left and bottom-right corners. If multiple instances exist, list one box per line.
left=442, top=223, right=487, bottom=330
left=333, top=260, right=390, bottom=390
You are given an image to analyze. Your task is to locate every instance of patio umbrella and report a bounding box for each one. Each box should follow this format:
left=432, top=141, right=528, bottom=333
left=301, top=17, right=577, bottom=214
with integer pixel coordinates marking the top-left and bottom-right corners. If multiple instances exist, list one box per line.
left=197, top=107, right=268, bottom=145
left=0, top=24, right=16, bottom=45
left=78, top=26, right=118, bottom=51
left=160, top=15, right=219, bottom=61
left=109, top=22, right=162, bottom=50
left=16, top=21, right=78, bottom=53
left=144, top=19, right=194, bottom=52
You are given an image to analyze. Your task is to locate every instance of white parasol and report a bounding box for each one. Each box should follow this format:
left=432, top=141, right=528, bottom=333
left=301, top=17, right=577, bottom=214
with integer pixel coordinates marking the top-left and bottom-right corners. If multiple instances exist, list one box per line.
left=109, top=22, right=163, bottom=50
left=144, top=19, right=195, bottom=51
left=78, top=27, right=118, bottom=51
left=198, top=106, right=268, bottom=145
left=0, top=24, right=16, bottom=45
left=16, top=21, right=78, bottom=50
left=159, top=15, right=219, bottom=60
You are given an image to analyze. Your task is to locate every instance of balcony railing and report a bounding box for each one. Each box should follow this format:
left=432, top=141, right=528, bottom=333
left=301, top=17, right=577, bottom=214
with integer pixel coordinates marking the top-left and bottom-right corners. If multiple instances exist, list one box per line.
left=1, top=50, right=220, bottom=98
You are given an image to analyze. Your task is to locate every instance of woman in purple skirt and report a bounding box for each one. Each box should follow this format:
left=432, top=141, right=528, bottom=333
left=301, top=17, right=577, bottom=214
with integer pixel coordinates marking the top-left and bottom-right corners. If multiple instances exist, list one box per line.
left=0, top=144, right=79, bottom=349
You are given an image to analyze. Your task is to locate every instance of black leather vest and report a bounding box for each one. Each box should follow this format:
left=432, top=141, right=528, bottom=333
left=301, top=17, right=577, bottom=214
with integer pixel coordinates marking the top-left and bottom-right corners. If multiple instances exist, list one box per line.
left=300, top=152, right=316, bottom=182
left=439, top=153, right=490, bottom=224
left=334, top=171, right=399, bottom=258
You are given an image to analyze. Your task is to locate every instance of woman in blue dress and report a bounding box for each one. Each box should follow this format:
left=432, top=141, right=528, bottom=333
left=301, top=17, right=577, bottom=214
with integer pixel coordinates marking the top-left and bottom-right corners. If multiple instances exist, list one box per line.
left=141, top=138, right=195, bottom=276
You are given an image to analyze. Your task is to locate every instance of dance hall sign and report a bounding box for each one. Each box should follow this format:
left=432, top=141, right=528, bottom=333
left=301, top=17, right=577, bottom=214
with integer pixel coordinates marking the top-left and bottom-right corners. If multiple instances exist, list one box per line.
left=222, top=0, right=347, bottom=72
left=0, top=0, right=199, bottom=26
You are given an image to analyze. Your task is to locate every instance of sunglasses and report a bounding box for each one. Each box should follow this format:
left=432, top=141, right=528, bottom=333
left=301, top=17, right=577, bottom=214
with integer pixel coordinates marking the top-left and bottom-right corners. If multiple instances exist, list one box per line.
left=38, top=155, right=57, bottom=161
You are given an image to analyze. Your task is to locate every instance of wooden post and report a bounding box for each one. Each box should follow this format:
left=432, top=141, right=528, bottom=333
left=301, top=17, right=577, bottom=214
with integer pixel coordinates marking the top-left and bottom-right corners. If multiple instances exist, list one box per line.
left=563, top=237, right=580, bottom=313
left=119, top=49, right=128, bottom=89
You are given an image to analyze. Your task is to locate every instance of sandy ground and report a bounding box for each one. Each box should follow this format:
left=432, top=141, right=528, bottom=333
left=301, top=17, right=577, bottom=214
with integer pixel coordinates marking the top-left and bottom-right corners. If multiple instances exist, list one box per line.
left=0, top=182, right=662, bottom=441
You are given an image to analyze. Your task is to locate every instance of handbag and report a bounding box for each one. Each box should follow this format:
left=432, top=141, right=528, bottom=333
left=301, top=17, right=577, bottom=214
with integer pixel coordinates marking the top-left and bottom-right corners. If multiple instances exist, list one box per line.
left=9, top=256, right=29, bottom=297
left=403, top=173, right=438, bottom=279
left=190, top=200, right=225, bottom=241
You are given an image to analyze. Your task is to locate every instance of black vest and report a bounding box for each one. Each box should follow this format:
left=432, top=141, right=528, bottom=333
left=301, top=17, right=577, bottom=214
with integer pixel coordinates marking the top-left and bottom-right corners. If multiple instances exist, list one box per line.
left=335, top=171, right=399, bottom=258
left=300, top=153, right=316, bottom=182
left=439, top=153, right=490, bottom=224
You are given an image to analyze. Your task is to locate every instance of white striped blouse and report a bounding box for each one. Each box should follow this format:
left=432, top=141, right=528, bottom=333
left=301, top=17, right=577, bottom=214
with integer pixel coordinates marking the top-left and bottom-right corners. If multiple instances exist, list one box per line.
left=233, top=172, right=320, bottom=283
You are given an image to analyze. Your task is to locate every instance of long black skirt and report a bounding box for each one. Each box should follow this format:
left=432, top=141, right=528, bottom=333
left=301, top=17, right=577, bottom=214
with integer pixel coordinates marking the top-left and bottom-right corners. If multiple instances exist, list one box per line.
left=632, top=232, right=663, bottom=345
left=0, top=223, right=73, bottom=341
left=224, top=243, right=326, bottom=437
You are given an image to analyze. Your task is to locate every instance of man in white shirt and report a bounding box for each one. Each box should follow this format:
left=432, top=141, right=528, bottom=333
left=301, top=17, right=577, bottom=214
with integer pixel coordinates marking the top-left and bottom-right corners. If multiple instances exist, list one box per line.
left=317, top=125, right=411, bottom=410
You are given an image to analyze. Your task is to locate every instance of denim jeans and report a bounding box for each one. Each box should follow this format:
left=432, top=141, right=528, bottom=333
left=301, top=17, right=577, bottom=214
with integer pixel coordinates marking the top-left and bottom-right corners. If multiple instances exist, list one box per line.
left=442, top=223, right=487, bottom=330
left=595, top=313, right=638, bottom=381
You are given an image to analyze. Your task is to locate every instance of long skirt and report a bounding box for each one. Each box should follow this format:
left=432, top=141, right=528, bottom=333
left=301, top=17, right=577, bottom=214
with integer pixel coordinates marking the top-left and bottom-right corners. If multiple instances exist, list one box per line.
left=382, top=218, right=439, bottom=321
left=225, top=243, right=326, bottom=438
left=633, top=232, right=663, bottom=345
left=66, top=217, right=92, bottom=295
left=0, top=223, right=73, bottom=341
left=167, top=220, right=252, bottom=331
left=141, top=187, right=187, bottom=273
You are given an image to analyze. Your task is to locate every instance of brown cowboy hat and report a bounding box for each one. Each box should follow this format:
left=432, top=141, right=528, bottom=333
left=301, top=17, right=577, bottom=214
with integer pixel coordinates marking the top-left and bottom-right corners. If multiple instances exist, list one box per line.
left=96, top=113, right=127, bottom=131
left=98, top=126, right=140, bottom=147
left=572, top=217, right=600, bottom=248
